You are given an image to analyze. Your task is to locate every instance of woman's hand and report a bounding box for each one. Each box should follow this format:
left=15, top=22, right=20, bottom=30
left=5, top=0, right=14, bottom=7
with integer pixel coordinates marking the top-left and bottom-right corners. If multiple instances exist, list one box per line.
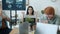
left=41, top=20, right=48, bottom=24
left=6, top=17, right=11, bottom=22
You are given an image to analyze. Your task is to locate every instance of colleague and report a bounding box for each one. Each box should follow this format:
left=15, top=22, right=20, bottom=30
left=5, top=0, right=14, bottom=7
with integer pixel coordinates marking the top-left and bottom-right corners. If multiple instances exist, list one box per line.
left=0, top=9, right=2, bottom=29
left=2, top=11, right=10, bottom=29
left=0, top=7, right=11, bottom=34
left=22, top=6, right=37, bottom=31
left=40, top=6, right=60, bottom=25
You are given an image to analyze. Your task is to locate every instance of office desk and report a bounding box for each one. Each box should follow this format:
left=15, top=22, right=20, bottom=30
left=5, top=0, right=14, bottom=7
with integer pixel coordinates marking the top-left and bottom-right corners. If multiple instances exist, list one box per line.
left=9, top=28, right=35, bottom=34
left=9, top=22, right=35, bottom=34
left=9, top=28, right=19, bottom=34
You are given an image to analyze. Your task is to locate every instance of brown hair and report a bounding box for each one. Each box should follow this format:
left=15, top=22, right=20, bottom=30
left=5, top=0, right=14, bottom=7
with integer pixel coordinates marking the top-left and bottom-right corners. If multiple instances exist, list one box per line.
left=44, top=7, right=55, bottom=15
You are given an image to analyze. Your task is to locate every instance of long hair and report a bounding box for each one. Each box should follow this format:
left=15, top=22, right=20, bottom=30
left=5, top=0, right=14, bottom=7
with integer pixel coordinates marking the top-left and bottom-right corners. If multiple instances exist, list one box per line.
left=26, top=6, right=34, bottom=15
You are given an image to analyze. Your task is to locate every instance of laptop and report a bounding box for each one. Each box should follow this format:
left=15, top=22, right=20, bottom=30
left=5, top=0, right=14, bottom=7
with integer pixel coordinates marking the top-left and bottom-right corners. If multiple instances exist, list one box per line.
left=35, top=23, right=58, bottom=34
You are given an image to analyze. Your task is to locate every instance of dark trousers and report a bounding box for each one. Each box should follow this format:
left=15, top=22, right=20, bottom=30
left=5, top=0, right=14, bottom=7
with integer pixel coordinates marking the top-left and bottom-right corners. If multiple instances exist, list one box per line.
left=0, top=27, right=12, bottom=34
left=57, top=30, right=60, bottom=34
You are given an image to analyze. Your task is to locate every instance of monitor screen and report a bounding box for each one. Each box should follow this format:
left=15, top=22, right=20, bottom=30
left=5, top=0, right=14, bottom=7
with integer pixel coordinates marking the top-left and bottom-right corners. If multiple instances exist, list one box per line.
left=2, top=0, right=26, bottom=10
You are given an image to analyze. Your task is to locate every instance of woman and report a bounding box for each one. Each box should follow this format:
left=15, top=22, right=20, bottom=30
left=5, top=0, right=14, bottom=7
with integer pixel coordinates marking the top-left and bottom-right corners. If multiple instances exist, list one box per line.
left=26, top=6, right=34, bottom=15
left=22, top=6, right=37, bottom=31
left=40, top=6, right=60, bottom=25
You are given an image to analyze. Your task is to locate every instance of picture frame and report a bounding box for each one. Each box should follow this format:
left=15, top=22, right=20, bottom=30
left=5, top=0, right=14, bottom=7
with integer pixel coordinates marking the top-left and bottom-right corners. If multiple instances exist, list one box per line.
left=2, top=0, right=26, bottom=10
left=26, top=0, right=29, bottom=6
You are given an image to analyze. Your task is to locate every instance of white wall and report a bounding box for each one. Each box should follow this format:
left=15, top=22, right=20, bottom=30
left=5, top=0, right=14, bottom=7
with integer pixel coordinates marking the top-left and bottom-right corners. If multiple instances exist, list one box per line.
left=1, top=0, right=60, bottom=18
left=0, top=0, right=1, bottom=1
left=29, top=0, right=60, bottom=16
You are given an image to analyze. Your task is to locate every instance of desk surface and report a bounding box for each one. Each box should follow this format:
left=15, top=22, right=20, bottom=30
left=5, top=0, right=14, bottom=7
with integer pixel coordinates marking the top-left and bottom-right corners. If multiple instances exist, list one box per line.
left=9, top=28, right=35, bottom=34
left=9, top=28, right=19, bottom=34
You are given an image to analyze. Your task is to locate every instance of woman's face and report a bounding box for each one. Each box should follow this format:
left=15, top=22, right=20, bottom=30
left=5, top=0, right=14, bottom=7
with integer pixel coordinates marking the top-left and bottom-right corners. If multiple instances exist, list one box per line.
left=28, top=8, right=33, bottom=14
left=46, top=14, right=54, bottom=20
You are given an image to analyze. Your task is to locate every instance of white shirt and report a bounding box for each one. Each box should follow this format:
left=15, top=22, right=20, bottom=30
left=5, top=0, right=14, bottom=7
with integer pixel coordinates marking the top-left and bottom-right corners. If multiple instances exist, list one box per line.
left=0, top=11, right=9, bottom=28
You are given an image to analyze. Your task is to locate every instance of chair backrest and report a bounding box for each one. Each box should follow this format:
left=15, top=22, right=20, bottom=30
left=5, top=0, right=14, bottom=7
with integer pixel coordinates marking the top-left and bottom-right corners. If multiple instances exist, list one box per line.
left=19, top=22, right=29, bottom=34
left=2, top=19, right=7, bottom=29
